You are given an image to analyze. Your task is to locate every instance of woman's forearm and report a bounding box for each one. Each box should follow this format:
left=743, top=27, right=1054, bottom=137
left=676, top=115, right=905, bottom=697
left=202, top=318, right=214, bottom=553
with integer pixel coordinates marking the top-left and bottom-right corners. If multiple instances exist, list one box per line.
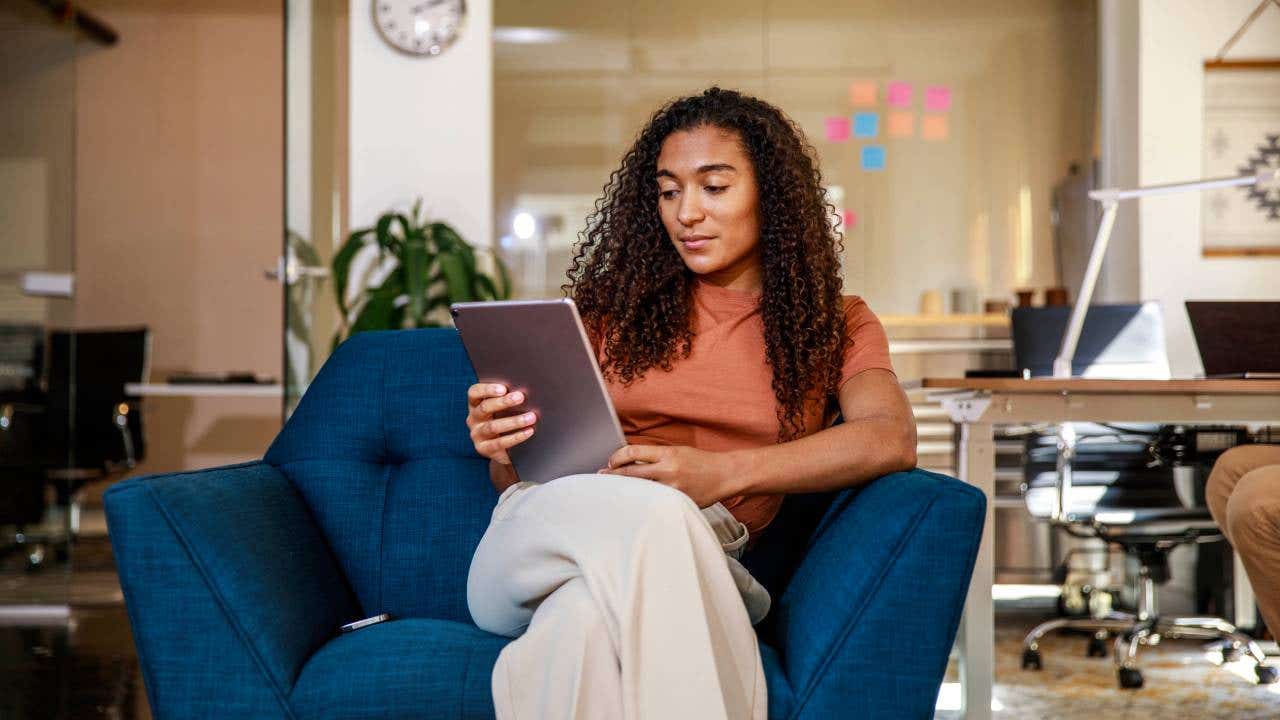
left=489, top=459, right=521, bottom=494
left=726, top=416, right=916, bottom=497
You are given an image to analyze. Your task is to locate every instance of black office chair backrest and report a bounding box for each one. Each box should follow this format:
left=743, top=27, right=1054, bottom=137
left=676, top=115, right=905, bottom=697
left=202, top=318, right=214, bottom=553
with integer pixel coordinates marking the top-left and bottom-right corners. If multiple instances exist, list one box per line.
left=46, top=328, right=150, bottom=470
left=1011, top=303, right=1169, bottom=379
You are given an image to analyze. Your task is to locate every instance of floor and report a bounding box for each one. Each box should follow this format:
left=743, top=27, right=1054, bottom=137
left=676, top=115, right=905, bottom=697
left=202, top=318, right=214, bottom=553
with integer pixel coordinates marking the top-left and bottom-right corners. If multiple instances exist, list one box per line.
left=3, top=507, right=1279, bottom=718
left=936, top=611, right=1280, bottom=719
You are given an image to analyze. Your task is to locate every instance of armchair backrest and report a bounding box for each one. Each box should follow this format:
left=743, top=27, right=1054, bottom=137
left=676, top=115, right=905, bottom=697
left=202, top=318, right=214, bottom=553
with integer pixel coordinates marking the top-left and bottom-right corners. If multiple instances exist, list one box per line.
left=266, top=328, right=840, bottom=626
left=265, top=329, right=493, bottom=623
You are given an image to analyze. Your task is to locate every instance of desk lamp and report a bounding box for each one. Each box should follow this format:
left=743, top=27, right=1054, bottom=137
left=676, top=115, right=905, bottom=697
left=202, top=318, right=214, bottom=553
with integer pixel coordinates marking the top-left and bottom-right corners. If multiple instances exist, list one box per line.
left=1052, top=167, right=1280, bottom=379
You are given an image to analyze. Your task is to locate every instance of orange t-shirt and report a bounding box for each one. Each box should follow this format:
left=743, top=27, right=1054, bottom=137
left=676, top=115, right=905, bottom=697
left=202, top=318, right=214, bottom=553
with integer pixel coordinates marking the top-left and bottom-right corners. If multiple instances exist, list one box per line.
left=598, top=277, right=895, bottom=535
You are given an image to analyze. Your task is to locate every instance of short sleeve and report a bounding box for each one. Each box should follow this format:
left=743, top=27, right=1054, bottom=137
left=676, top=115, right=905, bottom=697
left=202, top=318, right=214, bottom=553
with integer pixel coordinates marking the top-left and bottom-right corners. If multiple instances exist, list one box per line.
left=839, top=296, right=895, bottom=387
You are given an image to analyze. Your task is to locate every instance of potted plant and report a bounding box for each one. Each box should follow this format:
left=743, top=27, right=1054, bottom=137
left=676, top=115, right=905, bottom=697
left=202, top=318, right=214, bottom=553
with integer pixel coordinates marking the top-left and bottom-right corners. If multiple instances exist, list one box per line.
left=332, top=199, right=512, bottom=348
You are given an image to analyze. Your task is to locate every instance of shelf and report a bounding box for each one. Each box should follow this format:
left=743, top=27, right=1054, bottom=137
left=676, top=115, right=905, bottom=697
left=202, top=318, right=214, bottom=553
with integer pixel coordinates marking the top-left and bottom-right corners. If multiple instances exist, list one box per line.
left=125, top=383, right=282, bottom=399
left=879, top=313, right=1009, bottom=328
left=889, top=338, right=1013, bottom=355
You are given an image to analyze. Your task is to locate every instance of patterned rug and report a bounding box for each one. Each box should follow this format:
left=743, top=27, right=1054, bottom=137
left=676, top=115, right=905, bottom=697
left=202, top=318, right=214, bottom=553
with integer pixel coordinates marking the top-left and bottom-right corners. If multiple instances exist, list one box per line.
left=936, top=613, right=1280, bottom=719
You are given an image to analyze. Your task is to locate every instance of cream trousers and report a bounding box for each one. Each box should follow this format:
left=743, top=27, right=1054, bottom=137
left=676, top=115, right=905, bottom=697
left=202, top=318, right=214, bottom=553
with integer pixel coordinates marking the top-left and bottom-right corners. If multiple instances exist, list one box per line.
left=466, top=473, right=769, bottom=720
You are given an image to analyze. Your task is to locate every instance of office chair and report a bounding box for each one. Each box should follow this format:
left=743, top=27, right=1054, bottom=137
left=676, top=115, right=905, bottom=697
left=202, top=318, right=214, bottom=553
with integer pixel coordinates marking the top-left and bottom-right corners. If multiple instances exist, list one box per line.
left=1010, top=304, right=1276, bottom=689
left=45, top=328, right=150, bottom=474
left=1, top=327, right=150, bottom=569
left=0, top=325, right=50, bottom=568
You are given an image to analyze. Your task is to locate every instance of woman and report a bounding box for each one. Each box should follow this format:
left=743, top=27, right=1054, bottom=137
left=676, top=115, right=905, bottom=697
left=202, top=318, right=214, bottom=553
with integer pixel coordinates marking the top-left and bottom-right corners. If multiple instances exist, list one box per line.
left=464, top=87, right=917, bottom=719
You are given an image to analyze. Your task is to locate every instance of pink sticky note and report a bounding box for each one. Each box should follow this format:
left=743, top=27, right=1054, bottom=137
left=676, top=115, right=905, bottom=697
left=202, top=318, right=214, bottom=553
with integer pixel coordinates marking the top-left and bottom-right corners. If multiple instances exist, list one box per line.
left=887, top=111, right=914, bottom=138
left=886, top=81, right=913, bottom=108
left=849, top=80, right=877, bottom=107
left=824, top=116, right=850, bottom=142
left=921, top=113, right=949, bottom=141
left=925, top=85, right=952, bottom=112
left=841, top=210, right=858, bottom=230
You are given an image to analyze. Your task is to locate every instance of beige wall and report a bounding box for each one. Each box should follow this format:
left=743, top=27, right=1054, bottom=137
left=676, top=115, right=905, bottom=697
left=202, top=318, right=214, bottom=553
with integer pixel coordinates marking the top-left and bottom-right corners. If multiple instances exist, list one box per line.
left=494, top=0, right=1096, bottom=316
left=75, top=0, right=283, bottom=473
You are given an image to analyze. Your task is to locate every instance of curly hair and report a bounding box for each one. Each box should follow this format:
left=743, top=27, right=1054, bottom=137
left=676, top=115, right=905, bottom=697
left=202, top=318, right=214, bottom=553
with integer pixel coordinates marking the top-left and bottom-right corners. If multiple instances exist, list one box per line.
left=564, top=87, right=847, bottom=442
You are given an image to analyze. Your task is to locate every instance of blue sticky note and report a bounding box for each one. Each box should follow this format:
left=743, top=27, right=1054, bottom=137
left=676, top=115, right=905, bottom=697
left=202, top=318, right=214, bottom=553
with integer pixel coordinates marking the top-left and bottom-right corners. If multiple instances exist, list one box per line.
left=861, top=145, right=886, bottom=171
left=853, top=112, right=879, bottom=138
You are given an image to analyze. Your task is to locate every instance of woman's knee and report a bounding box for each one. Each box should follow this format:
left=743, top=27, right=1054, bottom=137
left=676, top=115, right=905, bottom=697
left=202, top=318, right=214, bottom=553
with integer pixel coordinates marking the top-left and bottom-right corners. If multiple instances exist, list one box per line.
left=1207, top=446, right=1273, bottom=524
left=1223, top=466, right=1280, bottom=549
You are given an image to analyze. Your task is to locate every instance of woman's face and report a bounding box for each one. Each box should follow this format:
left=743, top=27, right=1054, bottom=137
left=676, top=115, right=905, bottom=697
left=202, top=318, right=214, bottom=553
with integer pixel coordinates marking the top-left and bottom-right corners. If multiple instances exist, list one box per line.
left=655, top=125, right=762, bottom=290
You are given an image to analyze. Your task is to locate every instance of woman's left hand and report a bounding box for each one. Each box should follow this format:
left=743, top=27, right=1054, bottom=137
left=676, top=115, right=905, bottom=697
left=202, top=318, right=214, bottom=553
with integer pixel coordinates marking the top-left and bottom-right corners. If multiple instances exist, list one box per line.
left=600, top=444, right=740, bottom=508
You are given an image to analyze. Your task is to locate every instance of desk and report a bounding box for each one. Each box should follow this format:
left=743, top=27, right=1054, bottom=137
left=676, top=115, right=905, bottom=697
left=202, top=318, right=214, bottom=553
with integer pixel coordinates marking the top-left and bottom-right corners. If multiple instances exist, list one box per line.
left=921, top=377, right=1280, bottom=720
left=125, top=383, right=283, bottom=399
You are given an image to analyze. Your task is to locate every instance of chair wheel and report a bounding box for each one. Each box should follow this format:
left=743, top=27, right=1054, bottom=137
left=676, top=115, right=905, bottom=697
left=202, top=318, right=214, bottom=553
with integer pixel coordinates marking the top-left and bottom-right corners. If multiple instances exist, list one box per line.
left=1087, top=636, right=1108, bottom=658
left=1118, top=666, right=1143, bottom=689
left=1256, top=665, right=1278, bottom=685
left=1221, top=644, right=1241, bottom=663
left=1021, top=648, right=1042, bottom=671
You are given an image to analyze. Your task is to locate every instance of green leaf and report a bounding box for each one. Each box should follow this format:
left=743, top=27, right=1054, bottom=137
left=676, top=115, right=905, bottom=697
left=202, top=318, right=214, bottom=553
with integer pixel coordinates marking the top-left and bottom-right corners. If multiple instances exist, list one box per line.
left=348, top=283, right=400, bottom=335
left=493, top=253, right=513, bottom=299
left=474, top=274, right=499, bottom=301
left=332, top=228, right=374, bottom=315
left=438, top=252, right=474, bottom=303
left=403, top=237, right=429, bottom=324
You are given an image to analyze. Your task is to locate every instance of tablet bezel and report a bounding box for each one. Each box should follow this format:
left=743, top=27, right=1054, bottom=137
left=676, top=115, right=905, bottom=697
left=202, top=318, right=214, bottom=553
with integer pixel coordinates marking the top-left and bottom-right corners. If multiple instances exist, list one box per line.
left=451, top=298, right=627, bottom=484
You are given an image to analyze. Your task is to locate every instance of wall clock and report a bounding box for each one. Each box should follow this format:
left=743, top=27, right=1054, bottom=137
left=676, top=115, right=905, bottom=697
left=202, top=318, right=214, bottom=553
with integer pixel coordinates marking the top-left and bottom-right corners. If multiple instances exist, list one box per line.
left=373, top=0, right=466, bottom=57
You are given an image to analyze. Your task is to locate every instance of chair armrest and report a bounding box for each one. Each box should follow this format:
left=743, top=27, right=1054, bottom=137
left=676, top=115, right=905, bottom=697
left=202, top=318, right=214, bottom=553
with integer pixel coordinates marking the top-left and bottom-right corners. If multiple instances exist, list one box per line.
left=771, top=469, right=985, bottom=720
left=105, top=461, right=358, bottom=718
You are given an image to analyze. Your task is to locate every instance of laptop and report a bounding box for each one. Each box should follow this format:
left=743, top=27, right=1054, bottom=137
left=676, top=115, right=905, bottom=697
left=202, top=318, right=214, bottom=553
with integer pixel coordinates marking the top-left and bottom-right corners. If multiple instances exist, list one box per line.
left=1011, top=302, right=1170, bottom=379
left=1185, top=301, right=1280, bottom=379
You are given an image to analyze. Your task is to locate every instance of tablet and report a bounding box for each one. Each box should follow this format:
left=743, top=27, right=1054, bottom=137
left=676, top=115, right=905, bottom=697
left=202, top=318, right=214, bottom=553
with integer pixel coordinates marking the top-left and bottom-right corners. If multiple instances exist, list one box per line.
left=450, top=298, right=627, bottom=484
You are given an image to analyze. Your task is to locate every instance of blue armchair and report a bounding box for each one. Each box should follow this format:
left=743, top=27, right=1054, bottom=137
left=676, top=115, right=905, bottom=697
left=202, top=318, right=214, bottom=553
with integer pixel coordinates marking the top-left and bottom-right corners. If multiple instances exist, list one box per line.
left=106, top=329, right=984, bottom=719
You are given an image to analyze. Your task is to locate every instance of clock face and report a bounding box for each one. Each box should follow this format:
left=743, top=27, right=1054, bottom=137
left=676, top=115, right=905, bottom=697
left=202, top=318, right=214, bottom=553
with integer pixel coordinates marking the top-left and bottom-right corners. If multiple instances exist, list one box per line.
left=373, top=0, right=466, bottom=57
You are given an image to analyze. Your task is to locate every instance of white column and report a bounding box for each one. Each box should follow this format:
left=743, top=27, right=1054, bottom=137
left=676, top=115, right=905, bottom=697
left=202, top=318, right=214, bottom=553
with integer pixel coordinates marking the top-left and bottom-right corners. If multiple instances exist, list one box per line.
left=348, top=0, right=493, bottom=248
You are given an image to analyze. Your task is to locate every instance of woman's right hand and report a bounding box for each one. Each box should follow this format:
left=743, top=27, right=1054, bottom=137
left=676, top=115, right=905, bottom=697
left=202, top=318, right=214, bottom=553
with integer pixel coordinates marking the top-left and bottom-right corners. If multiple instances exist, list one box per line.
left=466, top=383, right=537, bottom=465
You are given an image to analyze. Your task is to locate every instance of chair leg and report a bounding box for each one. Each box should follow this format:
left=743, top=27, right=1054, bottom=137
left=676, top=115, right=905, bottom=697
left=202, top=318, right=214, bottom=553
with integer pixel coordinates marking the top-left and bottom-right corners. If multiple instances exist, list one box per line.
left=1114, top=625, right=1152, bottom=689
left=1021, top=614, right=1138, bottom=670
left=1159, top=616, right=1279, bottom=684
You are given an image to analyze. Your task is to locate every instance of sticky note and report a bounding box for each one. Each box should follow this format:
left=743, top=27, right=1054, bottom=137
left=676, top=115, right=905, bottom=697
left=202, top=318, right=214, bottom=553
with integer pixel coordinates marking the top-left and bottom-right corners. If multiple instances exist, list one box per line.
left=925, top=85, right=952, bottom=112
left=861, top=145, right=886, bottom=171
left=841, top=210, right=858, bottom=230
left=853, top=112, right=879, bottom=138
left=824, top=116, right=850, bottom=141
left=886, top=81, right=913, bottom=108
left=921, top=114, right=949, bottom=141
left=887, top=111, right=914, bottom=138
left=849, top=80, right=877, bottom=107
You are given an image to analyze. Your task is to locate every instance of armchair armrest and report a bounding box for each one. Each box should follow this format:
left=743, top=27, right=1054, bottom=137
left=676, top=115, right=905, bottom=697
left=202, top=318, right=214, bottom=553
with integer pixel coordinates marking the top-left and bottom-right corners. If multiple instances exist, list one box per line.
left=771, top=469, right=985, bottom=720
left=105, top=461, right=358, bottom=718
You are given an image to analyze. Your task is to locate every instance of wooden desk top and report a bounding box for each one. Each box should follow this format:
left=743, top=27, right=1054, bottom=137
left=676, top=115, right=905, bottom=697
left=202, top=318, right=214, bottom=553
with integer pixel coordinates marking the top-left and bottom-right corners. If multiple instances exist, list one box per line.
left=921, top=377, right=1280, bottom=395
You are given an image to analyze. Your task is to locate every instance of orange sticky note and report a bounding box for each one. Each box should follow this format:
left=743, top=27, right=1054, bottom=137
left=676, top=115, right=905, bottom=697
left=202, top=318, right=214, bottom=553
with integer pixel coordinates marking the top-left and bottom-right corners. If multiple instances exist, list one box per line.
left=921, top=113, right=949, bottom=141
left=849, top=80, right=877, bottom=107
left=887, top=111, right=914, bottom=138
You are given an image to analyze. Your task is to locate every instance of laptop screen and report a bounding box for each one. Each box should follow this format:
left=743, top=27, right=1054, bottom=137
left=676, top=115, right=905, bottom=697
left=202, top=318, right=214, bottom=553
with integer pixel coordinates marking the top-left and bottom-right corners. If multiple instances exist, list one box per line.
left=1186, top=301, right=1280, bottom=375
left=1011, top=303, right=1170, bottom=379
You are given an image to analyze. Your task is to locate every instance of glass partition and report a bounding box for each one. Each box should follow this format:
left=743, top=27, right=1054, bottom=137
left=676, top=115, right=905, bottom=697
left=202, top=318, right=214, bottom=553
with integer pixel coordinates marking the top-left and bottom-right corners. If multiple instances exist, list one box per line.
left=0, top=1, right=79, bottom=605
left=493, top=0, right=1097, bottom=316
left=284, top=0, right=348, bottom=416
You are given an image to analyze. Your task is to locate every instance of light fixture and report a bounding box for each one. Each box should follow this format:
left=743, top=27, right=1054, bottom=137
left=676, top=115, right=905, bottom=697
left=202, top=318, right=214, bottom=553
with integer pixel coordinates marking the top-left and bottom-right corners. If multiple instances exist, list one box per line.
left=513, top=212, right=536, bottom=241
